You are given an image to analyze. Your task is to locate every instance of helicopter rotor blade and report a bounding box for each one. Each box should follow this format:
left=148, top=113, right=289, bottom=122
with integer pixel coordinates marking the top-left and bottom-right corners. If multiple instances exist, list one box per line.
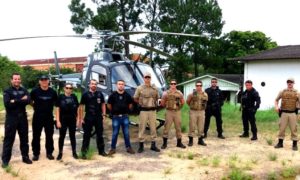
left=0, top=35, right=91, bottom=42
left=122, top=39, right=173, bottom=58
left=116, top=31, right=205, bottom=38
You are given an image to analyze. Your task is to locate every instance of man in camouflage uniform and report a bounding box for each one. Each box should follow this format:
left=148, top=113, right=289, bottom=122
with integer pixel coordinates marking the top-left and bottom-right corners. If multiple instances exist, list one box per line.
left=134, top=72, right=160, bottom=153
left=186, top=80, right=208, bottom=146
left=274, top=77, right=300, bottom=151
left=161, top=79, right=186, bottom=149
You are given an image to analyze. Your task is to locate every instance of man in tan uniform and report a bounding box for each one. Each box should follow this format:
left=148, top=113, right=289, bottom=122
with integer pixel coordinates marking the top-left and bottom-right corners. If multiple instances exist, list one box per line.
left=186, top=80, right=208, bottom=146
left=274, top=77, right=300, bottom=151
left=161, top=79, right=186, bottom=149
left=134, top=72, right=160, bottom=153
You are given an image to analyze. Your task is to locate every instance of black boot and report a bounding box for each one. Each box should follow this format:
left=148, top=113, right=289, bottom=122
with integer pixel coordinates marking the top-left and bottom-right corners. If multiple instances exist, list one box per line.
left=176, top=139, right=186, bottom=149
left=188, top=136, right=193, bottom=146
left=161, top=138, right=168, bottom=149
left=203, top=132, right=207, bottom=138
left=292, top=141, right=298, bottom=151
left=274, top=139, right=283, bottom=148
left=218, top=134, right=225, bottom=139
left=56, top=152, right=63, bottom=160
left=150, top=141, right=160, bottom=152
left=239, top=132, right=249, bottom=138
left=198, top=137, right=207, bottom=146
left=251, top=134, right=257, bottom=141
left=138, top=142, right=144, bottom=153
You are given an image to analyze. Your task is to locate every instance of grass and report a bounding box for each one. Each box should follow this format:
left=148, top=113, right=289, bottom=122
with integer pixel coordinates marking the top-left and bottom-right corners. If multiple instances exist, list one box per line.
left=163, top=167, right=172, bottom=176
left=227, top=168, right=253, bottom=180
left=281, top=167, right=297, bottom=178
left=212, top=156, right=221, bottom=167
left=268, top=153, right=278, bottom=161
left=3, top=165, right=21, bottom=177
left=198, top=157, right=209, bottom=166
left=79, top=146, right=97, bottom=160
left=0, top=94, right=3, bottom=111
left=267, top=171, right=278, bottom=180
left=265, top=138, right=273, bottom=146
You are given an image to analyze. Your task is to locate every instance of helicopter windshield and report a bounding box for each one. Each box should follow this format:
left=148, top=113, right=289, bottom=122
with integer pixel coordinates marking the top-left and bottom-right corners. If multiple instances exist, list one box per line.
left=111, top=64, right=138, bottom=90
left=136, top=64, right=162, bottom=88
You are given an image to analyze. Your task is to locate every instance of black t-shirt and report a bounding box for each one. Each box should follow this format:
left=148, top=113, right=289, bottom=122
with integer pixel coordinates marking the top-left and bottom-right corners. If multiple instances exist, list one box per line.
left=108, top=91, right=133, bottom=115
left=3, top=86, right=30, bottom=114
left=30, top=87, right=58, bottom=115
left=56, top=94, right=79, bottom=117
left=80, top=90, right=104, bottom=116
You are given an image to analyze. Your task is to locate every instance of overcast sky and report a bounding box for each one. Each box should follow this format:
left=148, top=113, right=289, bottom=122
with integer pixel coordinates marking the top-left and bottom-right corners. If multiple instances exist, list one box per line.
left=1, top=0, right=300, bottom=60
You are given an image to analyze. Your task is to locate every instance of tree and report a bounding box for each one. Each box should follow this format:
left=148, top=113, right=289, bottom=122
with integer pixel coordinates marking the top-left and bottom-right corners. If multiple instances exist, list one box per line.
left=217, top=30, right=278, bottom=74
left=158, top=0, right=224, bottom=80
left=69, top=0, right=144, bottom=56
left=0, top=55, right=23, bottom=91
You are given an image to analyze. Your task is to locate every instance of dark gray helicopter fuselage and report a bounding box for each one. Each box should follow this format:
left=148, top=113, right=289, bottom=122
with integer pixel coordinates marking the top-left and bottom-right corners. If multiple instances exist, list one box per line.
left=80, top=49, right=167, bottom=114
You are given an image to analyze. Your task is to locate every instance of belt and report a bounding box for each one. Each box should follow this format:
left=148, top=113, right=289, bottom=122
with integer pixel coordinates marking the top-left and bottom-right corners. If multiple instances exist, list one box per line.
left=140, top=107, right=156, bottom=111
left=166, top=108, right=180, bottom=111
left=281, top=110, right=296, bottom=113
left=112, top=114, right=128, bottom=118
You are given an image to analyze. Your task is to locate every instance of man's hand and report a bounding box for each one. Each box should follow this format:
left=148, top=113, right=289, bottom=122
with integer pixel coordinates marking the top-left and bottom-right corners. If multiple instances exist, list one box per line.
left=56, top=121, right=61, bottom=129
left=21, top=95, right=28, bottom=100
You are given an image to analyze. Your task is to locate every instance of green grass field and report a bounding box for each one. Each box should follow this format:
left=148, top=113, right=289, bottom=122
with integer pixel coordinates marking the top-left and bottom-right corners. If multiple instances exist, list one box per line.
left=154, top=103, right=281, bottom=136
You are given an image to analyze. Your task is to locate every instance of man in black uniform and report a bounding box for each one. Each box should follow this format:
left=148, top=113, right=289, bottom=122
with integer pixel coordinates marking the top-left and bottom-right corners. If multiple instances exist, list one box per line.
left=78, top=79, right=107, bottom=159
left=2, top=73, right=32, bottom=168
left=107, top=80, right=135, bottom=155
left=240, top=80, right=261, bottom=140
left=204, top=78, right=225, bottom=139
left=30, top=75, right=58, bottom=161
left=55, top=83, right=79, bottom=160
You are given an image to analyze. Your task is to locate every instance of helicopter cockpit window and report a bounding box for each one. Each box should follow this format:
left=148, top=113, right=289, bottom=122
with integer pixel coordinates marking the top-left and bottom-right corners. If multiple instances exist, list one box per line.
left=155, top=66, right=165, bottom=86
left=93, top=52, right=112, bottom=61
left=111, top=65, right=138, bottom=90
left=136, top=64, right=162, bottom=88
left=91, top=65, right=107, bottom=89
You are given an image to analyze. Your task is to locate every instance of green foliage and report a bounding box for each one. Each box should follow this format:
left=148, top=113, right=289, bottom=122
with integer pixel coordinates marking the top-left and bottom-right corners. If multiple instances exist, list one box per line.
left=187, top=152, right=194, bottom=160
left=0, top=94, right=4, bottom=111
left=212, top=156, right=221, bottom=167
left=267, top=171, right=278, bottom=180
left=267, top=153, right=277, bottom=161
left=79, top=147, right=96, bottom=160
left=281, top=167, right=297, bottom=178
left=0, top=55, right=23, bottom=91
left=265, top=138, right=273, bottom=146
left=198, top=157, right=209, bottom=166
left=228, top=168, right=253, bottom=180
left=21, top=66, right=45, bottom=88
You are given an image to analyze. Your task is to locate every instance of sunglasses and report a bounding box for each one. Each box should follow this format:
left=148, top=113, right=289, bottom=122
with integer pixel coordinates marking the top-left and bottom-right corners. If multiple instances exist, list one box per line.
left=170, top=83, right=177, bottom=85
left=144, top=76, right=151, bottom=79
left=196, top=84, right=202, bottom=87
left=65, top=87, right=73, bottom=90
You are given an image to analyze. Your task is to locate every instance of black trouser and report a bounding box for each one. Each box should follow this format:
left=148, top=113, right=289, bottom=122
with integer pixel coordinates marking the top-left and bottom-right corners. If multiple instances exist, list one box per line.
left=204, top=108, right=223, bottom=135
left=2, top=113, right=29, bottom=164
left=242, top=109, right=257, bottom=135
left=81, top=116, right=105, bottom=154
left=31, top=113, right=54, bottom=156
left=58, top=116, right=77, bottom=153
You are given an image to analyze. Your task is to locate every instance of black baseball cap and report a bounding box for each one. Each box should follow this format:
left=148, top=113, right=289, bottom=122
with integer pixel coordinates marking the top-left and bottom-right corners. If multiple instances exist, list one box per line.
left=39, top=75, right=49, bottom=80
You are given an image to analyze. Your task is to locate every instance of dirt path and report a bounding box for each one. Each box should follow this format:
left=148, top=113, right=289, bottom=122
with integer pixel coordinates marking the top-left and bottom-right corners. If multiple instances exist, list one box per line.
left=1, top=112, right=300, bottom=179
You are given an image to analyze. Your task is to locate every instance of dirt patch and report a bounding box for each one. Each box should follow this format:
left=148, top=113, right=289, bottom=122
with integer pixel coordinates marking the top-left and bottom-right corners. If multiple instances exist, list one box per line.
left=1, top=111, right=300, bottom=179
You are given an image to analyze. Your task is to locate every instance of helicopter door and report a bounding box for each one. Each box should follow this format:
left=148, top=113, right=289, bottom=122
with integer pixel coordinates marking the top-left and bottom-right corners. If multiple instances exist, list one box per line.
left=90, top=65, right=110, bottom=94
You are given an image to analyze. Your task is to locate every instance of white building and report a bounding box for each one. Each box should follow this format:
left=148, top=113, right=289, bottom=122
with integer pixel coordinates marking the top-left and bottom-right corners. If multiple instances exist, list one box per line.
left=232, top=45, right=300, bottom=110
left=178, top=74, right=243, bottom=104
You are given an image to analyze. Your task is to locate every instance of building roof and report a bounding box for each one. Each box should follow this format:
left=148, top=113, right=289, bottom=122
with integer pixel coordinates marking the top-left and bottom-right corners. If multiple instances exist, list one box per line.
left=231, top=45, right=300, bottom=61
left=16, top=56, right=87, bottom=66
left=178, top=74, right=243, bottom=86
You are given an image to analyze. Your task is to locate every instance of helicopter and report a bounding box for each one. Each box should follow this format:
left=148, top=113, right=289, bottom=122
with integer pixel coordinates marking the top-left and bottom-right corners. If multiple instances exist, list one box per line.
left=0, top=30, right=203, bottom=130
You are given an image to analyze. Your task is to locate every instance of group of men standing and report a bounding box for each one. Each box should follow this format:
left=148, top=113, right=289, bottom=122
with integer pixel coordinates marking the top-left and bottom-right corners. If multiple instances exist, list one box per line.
left=1, top=72, right=299, bottom=168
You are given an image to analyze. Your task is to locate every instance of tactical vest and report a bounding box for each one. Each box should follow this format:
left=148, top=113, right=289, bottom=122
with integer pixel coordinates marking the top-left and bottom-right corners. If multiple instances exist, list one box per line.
left=190, top=91, right=208, bottom=110
left=139, top=85, right=158, bottom=108
left=165, top=90, right=182, bottom=110
left=281, top=89, right=298, bottom=111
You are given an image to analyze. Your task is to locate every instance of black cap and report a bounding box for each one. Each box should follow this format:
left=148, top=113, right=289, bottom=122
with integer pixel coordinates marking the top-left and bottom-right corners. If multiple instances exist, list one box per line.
left=39, top=75, right=49, bottom=80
